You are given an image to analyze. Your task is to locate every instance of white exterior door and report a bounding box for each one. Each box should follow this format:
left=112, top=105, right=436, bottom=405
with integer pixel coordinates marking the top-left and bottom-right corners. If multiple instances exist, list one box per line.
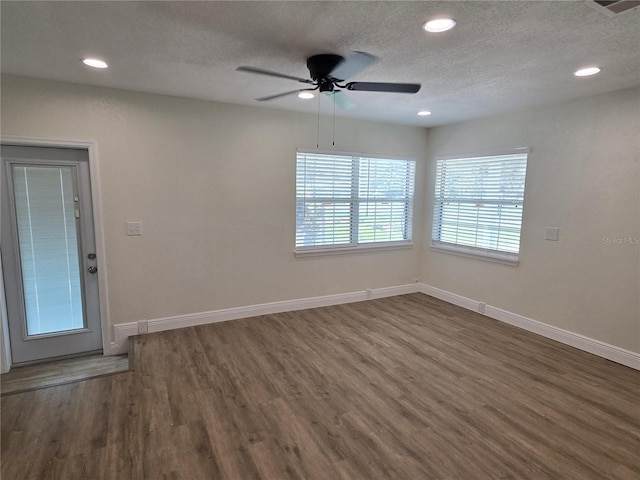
left=1, top=145, right=102, bottom=364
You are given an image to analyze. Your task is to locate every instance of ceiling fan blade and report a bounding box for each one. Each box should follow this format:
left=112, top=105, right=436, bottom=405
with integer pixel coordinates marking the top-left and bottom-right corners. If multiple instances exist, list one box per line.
left=237, top=66, right=314, bottom=84
left=255, top=90, right=304, bottom=101
left=329, top=91, right=356, bottom=110
left=345, top=82, right=421, bottom=93
left=330, top=51, right=378, bottom=81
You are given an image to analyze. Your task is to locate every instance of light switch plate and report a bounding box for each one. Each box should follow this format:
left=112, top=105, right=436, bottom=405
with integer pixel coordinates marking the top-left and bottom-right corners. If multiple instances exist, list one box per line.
left=545, top=227, right=559, bottom=241
left=126, top=221, right=142, bottom=236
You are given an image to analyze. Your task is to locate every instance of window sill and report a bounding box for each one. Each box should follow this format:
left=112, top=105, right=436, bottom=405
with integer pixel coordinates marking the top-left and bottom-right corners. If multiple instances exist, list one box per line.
left=430, top=242, right=519, bottom=266
left=295, top=242, right=413, bottom=258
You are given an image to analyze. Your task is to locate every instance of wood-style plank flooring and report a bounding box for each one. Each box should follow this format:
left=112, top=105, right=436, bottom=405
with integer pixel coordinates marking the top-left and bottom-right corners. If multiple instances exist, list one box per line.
left=1, top=353, right=130, bottom=396
left=2, top=293, right=639, bottom=479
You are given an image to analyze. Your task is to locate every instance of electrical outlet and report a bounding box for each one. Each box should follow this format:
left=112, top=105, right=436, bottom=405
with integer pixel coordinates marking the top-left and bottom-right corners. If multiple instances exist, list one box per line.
left=126, top=221, right=143, bottom=236
left=138, top=320, right=148, bottom=334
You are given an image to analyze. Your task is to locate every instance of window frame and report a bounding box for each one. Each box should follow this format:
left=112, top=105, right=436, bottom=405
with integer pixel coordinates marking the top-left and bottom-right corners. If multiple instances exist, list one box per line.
left=430, top=148, right=529, bottom=266
left=295, top=149, right=416, bottom=256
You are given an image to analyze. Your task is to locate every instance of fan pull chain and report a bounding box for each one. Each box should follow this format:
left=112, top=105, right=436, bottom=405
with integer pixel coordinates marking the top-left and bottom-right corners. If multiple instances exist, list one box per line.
left=332, top=93, right=336, bottom=146
left=316, top=93, right=320, bottom=149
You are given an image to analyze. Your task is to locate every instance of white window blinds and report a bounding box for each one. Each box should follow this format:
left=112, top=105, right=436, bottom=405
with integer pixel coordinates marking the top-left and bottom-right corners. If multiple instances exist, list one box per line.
left=11, top=165, right=85, bottom=335
left=296, top=150, right=415, bottom=252
left=432, top=150, right=528, bottom=261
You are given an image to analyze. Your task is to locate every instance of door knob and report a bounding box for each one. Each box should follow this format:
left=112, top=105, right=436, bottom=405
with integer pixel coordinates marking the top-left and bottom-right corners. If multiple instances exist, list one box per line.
left=88, top=253, right=96, bottom=260
left=88, top=265, right=98, bottom=274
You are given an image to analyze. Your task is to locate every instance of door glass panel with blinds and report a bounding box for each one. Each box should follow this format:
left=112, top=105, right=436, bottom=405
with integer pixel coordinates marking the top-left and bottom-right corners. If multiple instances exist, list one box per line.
left=432, top=150, right=528, bottom=263
left=296, top=150, right=415, bottom=252
left=11, top=165, right=85, bottom=335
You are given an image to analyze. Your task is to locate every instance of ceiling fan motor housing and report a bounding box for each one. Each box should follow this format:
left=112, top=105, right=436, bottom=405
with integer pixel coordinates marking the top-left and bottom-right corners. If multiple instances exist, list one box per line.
left=307, top=54, right=345, bottom=82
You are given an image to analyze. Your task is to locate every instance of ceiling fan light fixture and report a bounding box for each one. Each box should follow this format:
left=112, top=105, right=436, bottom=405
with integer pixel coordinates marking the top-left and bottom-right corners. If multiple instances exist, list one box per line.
left=422, top=18, right=456, bottom=33
left=417, top=110, right=432, bottom=116
left=573, top=66, right=601, bottom=77
left=298, top=91, right=315, bottom=99
left=82, top=58, right=108, bottom=69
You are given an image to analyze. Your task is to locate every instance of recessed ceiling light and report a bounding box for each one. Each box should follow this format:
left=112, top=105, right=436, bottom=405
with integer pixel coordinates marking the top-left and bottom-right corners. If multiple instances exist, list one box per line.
left=82, top=58, right=108, bottom=69
left=417, top=110, right=432, bottom=116
left=422, top=18, right=456, bottom=33
left=298, top=91, right=315, bottom=99
left=573, top=66, right=601, bottom=77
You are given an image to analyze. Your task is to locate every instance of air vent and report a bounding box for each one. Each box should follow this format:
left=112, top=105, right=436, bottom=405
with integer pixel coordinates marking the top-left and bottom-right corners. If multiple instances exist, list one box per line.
left=588, top=0, right=640, bottom=16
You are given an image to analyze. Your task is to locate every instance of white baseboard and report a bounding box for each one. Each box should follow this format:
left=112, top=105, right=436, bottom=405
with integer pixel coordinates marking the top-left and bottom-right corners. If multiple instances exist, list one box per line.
left=108, top=282, right=639, bottom=371
left=108, top=322, right=137, bottom=355
left=419, top=283, right=640, bottom=371
left=419, top=284, right=481, bottom=312
left=108, top=284, right=419, bottom=355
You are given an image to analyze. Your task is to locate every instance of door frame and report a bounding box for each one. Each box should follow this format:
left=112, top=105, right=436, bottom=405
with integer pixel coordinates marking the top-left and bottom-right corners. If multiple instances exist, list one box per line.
left=1, top=136, right=110, bottom=372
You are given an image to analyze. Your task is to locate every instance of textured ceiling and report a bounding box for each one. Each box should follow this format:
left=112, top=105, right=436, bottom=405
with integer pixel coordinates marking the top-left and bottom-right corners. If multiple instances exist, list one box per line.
left=1, top=1, right=639, bottom=127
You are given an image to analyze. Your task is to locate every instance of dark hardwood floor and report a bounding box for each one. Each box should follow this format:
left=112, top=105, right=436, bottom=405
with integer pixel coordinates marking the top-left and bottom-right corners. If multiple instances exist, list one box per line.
left=2, top=293, right=639, bottom=479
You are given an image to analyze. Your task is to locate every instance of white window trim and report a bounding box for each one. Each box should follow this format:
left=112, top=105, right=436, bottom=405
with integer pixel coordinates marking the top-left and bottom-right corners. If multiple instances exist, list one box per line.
left=430, top=147, right=529, bottom=265
left=294, top=240, right=413, bottom=257
left=295, top=149, right=416, bottom=255
left=430, top=241, right=519, bottom=266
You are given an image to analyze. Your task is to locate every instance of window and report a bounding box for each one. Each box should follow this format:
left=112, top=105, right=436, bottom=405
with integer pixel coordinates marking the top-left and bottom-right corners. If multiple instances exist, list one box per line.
left=431, top=149, right=528, bottom=264
left=296, top=150, right=416, bottom=253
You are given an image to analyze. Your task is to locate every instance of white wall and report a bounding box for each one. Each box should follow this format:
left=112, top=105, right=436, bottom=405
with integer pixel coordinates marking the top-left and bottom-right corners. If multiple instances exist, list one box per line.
left=421, top=88, right=640, bottom=353
left=2, top=74, right=637, bottom=362
left=1, top=75, right=427, bottom=343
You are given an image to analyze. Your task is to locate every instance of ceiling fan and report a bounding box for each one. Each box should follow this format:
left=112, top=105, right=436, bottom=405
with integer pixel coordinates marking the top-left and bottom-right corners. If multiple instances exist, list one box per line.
left=237, top=51, right=421, bottom=102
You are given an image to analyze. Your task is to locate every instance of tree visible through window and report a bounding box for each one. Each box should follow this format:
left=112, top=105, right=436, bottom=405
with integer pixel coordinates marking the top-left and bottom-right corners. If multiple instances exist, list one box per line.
left=432, top=150, right=528, bottom=263
left=296, top=150, right=415, bottom=252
